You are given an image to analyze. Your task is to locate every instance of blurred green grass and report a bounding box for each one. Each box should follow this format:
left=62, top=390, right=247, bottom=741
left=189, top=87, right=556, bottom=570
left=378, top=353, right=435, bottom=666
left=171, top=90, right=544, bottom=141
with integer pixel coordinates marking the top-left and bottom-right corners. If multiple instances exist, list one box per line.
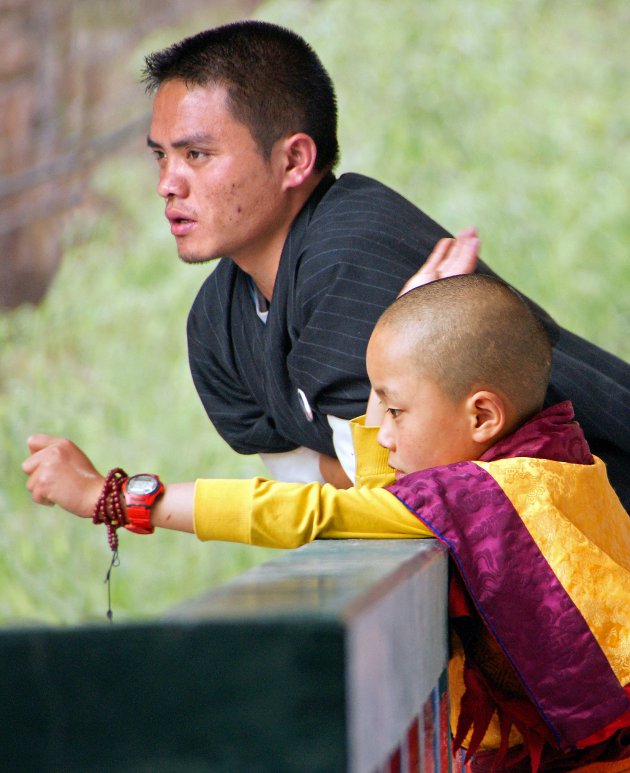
left=1, top=0, right=628, bottom=626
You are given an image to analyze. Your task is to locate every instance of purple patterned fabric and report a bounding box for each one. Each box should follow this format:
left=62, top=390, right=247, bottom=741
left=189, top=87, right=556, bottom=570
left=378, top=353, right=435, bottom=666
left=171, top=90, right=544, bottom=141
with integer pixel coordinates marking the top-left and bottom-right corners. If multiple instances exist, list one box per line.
left=478, top=401, right=593, bottom=465
left=387, top=403, right=628, bottom=748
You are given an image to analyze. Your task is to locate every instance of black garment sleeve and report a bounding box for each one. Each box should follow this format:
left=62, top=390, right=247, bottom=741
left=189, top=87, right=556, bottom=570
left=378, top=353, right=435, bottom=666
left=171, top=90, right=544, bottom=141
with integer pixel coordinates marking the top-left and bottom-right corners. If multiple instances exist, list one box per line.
left=284, top=175, right=451, bottom=420
left=545, top=328, right=630, bottom=509
left=282, top=174, right=557, bottom=421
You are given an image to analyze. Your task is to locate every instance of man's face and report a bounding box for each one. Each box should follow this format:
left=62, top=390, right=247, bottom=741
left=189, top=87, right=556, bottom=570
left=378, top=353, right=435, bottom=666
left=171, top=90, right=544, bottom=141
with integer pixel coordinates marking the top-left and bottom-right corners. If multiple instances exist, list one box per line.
left=366, top=325, right=476, bottom=478
left=148, top=80, right=288, bottom=268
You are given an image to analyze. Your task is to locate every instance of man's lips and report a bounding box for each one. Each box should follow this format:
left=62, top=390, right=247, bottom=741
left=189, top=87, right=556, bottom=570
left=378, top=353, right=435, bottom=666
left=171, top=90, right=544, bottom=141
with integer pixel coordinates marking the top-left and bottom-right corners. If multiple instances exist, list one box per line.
left=166, top=209, right=197, bottom=237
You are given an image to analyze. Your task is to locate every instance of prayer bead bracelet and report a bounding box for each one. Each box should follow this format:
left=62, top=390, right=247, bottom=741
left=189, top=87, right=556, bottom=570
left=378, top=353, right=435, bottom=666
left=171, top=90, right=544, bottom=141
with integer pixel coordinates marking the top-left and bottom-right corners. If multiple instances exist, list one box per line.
left=92, top=467, right=128, bottom=553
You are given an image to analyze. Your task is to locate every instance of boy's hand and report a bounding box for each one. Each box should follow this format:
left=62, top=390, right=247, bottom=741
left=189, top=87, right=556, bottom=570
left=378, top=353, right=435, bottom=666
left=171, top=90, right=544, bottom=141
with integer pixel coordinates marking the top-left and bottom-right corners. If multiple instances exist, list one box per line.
left=22, top=435, right=105, bottom=518
left=319, top=453, right=353, bottom=489
left=399, top=226, right=480, bottom=297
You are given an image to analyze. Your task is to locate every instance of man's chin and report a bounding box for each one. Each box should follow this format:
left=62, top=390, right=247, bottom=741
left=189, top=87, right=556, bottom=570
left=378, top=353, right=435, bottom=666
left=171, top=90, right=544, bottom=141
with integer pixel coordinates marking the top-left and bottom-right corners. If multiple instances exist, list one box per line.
left=177, top=251, right=220, bottom=266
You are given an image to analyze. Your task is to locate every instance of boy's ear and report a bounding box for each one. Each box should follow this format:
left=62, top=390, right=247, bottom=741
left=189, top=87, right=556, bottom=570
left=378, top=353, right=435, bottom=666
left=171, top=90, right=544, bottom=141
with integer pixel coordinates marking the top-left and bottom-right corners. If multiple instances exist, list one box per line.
left=280, top=133, right=318, bottom=190
left=467, top=390, right=507, bottom=445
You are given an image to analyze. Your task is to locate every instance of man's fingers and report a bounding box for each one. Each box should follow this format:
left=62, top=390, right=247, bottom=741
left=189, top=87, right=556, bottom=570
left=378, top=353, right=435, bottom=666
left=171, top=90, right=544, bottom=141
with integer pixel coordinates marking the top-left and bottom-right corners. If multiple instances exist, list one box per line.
left=423, top=237, right=455, bottom=272
left=442, top=232, right=479, bottom=276
left=455, top=226, right=478, bottom=239
left=397, top=238, right=455, bottom=296
left=398, top=227, right=479, bottom=297
left=425, top=229, right=478, bottom=275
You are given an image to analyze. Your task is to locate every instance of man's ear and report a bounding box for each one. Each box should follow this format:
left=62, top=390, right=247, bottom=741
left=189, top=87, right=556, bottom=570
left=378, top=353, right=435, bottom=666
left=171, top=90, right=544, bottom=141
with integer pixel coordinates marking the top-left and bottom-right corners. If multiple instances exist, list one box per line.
left=280, top=133, right=318, bottom=190
left=467, top=390, right=508, bottom=445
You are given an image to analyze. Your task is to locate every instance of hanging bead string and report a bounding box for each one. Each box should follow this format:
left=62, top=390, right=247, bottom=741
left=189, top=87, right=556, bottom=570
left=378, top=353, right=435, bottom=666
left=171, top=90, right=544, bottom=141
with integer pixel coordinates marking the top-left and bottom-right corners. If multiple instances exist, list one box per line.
left=103, top=551, right=119, bottom=624
left=92, top=468, right=128, bottom=622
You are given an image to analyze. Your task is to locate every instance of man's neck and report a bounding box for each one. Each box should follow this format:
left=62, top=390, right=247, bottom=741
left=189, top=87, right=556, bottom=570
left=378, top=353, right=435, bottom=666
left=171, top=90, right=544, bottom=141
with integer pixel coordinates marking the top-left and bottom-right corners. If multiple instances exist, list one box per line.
left=235, top=170, right=329, bottom=302
left=234, top=229, right=290, bottom=302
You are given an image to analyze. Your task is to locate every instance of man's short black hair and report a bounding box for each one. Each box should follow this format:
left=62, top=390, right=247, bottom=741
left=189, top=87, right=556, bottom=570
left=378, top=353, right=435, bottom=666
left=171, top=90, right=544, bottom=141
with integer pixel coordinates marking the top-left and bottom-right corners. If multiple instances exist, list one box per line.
left=142, top=20, right=339, bottom=172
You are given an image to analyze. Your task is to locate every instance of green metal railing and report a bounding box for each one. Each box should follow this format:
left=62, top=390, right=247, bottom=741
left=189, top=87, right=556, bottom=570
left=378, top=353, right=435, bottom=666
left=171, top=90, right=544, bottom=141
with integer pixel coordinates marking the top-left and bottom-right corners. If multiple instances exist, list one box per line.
left=1, top=539, right=456, bottom=772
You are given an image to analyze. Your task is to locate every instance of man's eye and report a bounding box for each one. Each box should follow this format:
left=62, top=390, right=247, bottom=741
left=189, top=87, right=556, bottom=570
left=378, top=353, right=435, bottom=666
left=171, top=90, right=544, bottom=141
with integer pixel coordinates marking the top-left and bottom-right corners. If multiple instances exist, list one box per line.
left=152, top=150, right=165, bottom=161
left=188, top=149, right=205, bottom=160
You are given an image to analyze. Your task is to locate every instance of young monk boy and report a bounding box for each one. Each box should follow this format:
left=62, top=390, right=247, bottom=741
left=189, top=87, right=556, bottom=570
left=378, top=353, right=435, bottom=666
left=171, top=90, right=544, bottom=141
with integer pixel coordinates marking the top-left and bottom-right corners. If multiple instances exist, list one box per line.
left=24, top=274, right=630, bottom=773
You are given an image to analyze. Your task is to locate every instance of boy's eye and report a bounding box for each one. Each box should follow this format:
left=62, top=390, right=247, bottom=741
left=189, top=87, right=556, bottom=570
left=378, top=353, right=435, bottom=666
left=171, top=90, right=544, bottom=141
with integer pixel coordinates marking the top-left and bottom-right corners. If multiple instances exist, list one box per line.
left=387, top=408, right=400, bottom=419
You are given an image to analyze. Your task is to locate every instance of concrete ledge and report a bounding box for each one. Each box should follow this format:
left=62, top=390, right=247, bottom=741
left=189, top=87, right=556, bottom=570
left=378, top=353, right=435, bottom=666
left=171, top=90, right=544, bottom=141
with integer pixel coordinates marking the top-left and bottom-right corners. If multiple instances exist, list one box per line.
left=0, top=539, right=448, bottom=773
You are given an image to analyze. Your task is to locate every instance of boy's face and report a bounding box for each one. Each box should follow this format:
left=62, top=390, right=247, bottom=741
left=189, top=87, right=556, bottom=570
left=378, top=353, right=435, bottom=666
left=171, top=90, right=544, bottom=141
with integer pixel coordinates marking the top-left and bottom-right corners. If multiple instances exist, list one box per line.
left=366, top=325, right=478, bottom=478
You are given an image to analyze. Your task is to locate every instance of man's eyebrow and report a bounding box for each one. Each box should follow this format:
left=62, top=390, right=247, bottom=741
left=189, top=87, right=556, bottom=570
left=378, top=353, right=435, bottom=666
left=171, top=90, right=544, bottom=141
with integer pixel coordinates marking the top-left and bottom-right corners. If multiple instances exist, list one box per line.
left=146, top=133, right=215, bottom=149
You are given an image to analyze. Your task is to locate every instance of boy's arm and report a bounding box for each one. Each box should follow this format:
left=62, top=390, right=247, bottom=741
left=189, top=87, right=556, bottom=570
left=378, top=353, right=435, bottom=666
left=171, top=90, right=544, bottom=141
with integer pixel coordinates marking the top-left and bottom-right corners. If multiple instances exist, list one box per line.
left=193, top=476, right=431, bottom=548
left=24, top=430, right=432, bottom=547
left=194, top=416, right=432, bottom=547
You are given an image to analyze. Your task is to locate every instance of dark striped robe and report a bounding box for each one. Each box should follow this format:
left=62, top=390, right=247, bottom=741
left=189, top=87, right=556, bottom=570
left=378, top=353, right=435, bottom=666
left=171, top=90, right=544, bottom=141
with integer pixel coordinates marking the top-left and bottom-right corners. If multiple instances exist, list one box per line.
left=187, top=173, right=630, bottom=508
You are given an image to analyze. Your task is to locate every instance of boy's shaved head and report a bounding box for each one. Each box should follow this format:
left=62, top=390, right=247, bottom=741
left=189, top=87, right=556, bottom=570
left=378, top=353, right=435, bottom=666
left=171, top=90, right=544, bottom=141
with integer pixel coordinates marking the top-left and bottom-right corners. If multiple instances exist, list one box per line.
left=376, top=274, right=552, bottom=422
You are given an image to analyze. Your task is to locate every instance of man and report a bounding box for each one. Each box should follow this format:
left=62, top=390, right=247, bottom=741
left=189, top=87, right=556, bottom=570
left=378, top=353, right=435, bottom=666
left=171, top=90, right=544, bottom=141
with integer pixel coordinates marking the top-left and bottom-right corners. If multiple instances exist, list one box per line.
left=141, top=20, right=627, bottom=502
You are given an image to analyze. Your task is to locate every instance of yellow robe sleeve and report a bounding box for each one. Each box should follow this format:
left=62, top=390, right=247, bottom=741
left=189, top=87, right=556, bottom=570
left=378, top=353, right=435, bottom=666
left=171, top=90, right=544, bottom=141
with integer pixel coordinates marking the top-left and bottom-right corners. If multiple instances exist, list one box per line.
left=193, top=416, right=434, bottom=548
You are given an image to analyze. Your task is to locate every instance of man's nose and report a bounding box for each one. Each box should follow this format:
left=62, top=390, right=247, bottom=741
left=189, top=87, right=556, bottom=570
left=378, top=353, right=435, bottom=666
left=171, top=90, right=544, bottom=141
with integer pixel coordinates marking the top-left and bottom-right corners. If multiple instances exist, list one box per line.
left=157, top=161, right=189, bottom=199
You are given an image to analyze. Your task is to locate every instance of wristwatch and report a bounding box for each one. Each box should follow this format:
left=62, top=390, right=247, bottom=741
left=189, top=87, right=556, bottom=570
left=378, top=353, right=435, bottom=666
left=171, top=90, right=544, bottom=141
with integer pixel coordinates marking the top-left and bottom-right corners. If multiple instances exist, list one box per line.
left=122, top=474, right=164, bottom=535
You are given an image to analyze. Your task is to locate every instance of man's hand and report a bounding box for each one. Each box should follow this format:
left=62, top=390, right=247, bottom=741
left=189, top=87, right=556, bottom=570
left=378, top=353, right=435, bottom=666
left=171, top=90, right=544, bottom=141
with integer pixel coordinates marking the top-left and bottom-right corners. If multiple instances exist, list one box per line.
left=364, top=227, right=481, bottom=428
left=22, top=435, right=105, bottom=518
left=398, top=226, right=480, bottom=297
